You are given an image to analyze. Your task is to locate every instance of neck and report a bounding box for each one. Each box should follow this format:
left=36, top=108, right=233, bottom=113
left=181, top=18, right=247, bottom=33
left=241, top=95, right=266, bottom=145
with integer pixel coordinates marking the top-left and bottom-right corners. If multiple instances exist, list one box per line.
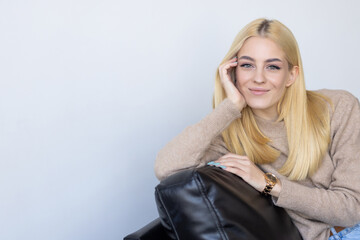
left=252, top=108, right=279, bottom=121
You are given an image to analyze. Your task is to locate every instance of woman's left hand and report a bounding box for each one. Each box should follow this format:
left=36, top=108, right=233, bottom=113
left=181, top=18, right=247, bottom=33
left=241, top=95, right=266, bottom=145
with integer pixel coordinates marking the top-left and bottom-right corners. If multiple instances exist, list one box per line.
left=212, top=153, right=266, bottom=192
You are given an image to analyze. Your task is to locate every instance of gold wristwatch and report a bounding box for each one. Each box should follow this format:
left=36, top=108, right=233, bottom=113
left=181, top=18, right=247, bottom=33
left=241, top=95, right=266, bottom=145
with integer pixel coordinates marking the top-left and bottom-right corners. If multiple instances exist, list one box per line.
left=262, top=173, right=278, bottom=196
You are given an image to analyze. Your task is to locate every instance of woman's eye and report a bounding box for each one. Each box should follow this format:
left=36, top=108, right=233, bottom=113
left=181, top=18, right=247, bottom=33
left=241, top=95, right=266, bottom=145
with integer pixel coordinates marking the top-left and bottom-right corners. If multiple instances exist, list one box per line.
left=240, top=63, right=253, bottom=68
left=267, top=65, right=281, bottom=70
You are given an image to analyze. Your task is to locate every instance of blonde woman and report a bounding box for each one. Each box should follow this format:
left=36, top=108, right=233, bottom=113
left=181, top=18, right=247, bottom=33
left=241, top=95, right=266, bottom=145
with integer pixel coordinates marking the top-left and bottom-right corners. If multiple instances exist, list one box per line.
left=155, top=19, right=360, bottom=240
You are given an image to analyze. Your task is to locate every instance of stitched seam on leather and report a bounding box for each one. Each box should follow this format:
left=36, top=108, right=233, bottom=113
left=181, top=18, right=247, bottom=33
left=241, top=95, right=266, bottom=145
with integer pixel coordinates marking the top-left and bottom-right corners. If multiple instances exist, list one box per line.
left=155, top=188, right=180, bottom=240
left=195, top=173, right=229, bottom=240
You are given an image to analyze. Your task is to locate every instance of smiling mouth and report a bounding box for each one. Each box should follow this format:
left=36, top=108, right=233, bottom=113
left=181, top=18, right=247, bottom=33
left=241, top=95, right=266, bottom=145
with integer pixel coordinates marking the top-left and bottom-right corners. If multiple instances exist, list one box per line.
left=249, top=88, right=269, bottom=95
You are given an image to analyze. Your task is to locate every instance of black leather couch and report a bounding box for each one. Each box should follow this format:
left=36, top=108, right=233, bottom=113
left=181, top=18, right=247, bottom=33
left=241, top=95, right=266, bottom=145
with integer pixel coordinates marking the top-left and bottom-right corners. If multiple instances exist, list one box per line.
left=124, top=166, right=302, bottom=240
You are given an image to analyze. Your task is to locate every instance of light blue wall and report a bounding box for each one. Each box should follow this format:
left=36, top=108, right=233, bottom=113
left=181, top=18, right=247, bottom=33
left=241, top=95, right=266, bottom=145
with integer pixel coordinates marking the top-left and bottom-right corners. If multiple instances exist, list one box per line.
left=0, top=0, right=359, bottom=239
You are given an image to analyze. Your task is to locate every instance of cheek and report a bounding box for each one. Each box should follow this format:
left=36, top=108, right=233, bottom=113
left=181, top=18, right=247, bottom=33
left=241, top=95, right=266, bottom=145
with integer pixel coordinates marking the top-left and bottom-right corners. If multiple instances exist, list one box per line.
left=235, top=70, right=252, bottom=88
left=267, top=73, right=289, bottom=89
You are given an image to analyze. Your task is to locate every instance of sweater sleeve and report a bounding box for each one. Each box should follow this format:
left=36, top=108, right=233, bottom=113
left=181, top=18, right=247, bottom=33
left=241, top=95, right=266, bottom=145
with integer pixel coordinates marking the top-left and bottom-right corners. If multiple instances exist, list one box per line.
left=154, top=99, right=241, bottom=180
left=273, top=91, right=360, bottom=227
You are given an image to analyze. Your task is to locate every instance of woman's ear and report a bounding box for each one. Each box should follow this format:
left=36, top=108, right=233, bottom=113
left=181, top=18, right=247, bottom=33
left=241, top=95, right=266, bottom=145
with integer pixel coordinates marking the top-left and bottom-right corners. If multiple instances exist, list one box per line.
left=286, top=66, right=299, bottom=87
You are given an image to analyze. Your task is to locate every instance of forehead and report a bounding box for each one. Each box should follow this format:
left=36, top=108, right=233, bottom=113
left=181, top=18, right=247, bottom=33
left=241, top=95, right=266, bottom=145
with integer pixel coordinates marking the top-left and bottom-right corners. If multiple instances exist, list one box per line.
left=237, top=37, right=286, bottom=60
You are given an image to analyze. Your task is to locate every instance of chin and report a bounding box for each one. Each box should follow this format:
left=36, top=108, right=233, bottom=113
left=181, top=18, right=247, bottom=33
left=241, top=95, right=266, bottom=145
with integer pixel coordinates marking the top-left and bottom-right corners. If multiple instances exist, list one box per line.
left=247, top=105, right=271, bottom=111
left=245, top=99, right=271, bottom=110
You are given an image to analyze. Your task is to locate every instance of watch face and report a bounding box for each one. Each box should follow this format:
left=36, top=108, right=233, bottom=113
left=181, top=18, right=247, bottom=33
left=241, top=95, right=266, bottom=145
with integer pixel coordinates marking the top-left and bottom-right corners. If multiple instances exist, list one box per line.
left=265, top=173, right=277, bottom=183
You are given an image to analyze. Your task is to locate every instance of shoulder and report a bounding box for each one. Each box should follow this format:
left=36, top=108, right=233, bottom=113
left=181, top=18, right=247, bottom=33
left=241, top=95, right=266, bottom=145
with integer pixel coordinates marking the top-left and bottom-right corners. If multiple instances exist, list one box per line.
left=315, top=89, right=360, bottom=131
left=314, top=89, right=359, bottom=118
left=315, top=89, right=359, bottom=106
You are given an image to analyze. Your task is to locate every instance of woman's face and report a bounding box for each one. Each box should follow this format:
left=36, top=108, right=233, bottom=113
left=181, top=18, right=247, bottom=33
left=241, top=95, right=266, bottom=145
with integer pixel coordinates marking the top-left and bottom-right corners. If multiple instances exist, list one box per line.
left=235, top=36, right=298, bottom=120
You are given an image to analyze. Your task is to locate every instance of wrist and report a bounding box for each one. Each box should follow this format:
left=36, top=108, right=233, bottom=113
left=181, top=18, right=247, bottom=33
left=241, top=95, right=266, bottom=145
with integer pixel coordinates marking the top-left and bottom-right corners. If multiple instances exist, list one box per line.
left=230, top=98, right=246, bottom=111
left=262, top=173, right=281, bottom=197
left=270, top=179, right=282, bottom=197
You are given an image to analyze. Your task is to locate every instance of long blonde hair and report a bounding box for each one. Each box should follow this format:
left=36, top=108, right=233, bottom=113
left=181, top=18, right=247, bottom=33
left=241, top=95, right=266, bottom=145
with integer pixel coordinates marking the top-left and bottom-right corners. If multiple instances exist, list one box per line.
left=213, top=19, right=331, bottom=180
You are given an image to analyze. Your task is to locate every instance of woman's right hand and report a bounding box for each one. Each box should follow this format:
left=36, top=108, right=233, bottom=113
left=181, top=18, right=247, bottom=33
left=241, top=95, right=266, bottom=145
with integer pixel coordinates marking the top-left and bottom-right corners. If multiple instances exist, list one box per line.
left=218, top=57, right=246, bottom=111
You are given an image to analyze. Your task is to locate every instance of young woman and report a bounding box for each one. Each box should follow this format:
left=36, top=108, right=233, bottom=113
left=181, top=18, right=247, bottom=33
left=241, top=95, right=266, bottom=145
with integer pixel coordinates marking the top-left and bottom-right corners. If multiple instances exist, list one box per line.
left=154, top=18, right=360, bottom=240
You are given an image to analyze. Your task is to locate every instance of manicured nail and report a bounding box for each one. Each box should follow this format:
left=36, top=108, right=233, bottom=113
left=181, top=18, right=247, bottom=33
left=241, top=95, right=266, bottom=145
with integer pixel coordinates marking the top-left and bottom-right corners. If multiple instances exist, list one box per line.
left=213, top=162, right=220, bottom=166
left=220, top=165, right=226, bottom=169
left=207, top=161, right=215, bottom=165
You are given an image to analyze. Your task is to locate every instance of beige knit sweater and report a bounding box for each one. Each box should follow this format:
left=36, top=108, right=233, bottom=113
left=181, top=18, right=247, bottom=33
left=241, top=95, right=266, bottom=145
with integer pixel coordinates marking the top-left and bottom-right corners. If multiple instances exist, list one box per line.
left=154, top=89, right=360, bottom=240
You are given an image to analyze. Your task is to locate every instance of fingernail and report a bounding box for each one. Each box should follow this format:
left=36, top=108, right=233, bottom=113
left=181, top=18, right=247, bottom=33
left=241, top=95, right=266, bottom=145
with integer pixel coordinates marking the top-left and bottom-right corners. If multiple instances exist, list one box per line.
left=207, top=161, right=215, bottom=165
left=213, top=162, right=220, bottom=166
left=220, top=165, right=226, bottom=169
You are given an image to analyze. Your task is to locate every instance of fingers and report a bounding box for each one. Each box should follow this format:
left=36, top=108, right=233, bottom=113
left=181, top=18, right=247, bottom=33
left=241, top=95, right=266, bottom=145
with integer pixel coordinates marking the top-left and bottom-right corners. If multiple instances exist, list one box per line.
left=207, top=158, right=252, bottom=183
left=219, top=57, right=237, bottom=76
left=217, top=159, right=251, bottom=168
left=217, top=153, right=250, bottom=163
left=218, top=57, right=238, bottom=83
left=216, top=159, right=252, bottom=175
left=207, top=154, right=267, bottom=192
left=207, top=155, right=251, bottom=170
left=218, top=153, right=248, bottom=160
left=218, top=57, right=247, bottom=111
left=208, top=155, right=255, bottom=177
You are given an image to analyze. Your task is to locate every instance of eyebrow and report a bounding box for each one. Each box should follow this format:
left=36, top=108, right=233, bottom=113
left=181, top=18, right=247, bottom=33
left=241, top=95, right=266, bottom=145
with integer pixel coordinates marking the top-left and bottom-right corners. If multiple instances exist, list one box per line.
left=238, top=56, right=283, bottom=63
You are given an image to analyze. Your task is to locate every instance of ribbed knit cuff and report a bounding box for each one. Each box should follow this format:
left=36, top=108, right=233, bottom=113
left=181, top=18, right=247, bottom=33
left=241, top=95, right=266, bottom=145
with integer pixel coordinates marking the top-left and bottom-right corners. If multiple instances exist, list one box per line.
left=272, top=177, right=291, bottom=206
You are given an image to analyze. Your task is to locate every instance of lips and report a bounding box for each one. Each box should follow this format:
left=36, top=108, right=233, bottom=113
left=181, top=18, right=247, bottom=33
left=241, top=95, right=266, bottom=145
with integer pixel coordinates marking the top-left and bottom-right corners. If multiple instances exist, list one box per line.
left=249, top=88, right=269, bottom=96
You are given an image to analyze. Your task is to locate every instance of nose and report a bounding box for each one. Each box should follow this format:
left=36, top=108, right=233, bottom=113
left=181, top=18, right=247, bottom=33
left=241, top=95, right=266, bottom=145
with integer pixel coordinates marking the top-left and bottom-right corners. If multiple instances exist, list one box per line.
left=253, top=68, right=265, bottom=84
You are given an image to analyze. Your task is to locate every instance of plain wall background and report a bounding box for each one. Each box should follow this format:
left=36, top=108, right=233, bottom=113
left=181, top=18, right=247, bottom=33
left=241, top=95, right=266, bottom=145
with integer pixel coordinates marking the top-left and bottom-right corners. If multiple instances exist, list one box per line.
left=0, top=0, right=359, bottom=239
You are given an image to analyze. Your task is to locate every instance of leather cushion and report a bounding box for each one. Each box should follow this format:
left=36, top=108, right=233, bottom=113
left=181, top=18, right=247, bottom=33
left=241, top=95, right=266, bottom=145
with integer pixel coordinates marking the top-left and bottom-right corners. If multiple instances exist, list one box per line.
left=155, top=166, right=302, bottom=240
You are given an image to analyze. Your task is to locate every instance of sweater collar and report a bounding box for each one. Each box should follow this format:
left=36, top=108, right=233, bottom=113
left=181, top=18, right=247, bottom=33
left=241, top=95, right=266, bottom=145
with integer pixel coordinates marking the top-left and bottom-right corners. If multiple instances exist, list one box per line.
left=254, top=115, right=286, bottom=139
